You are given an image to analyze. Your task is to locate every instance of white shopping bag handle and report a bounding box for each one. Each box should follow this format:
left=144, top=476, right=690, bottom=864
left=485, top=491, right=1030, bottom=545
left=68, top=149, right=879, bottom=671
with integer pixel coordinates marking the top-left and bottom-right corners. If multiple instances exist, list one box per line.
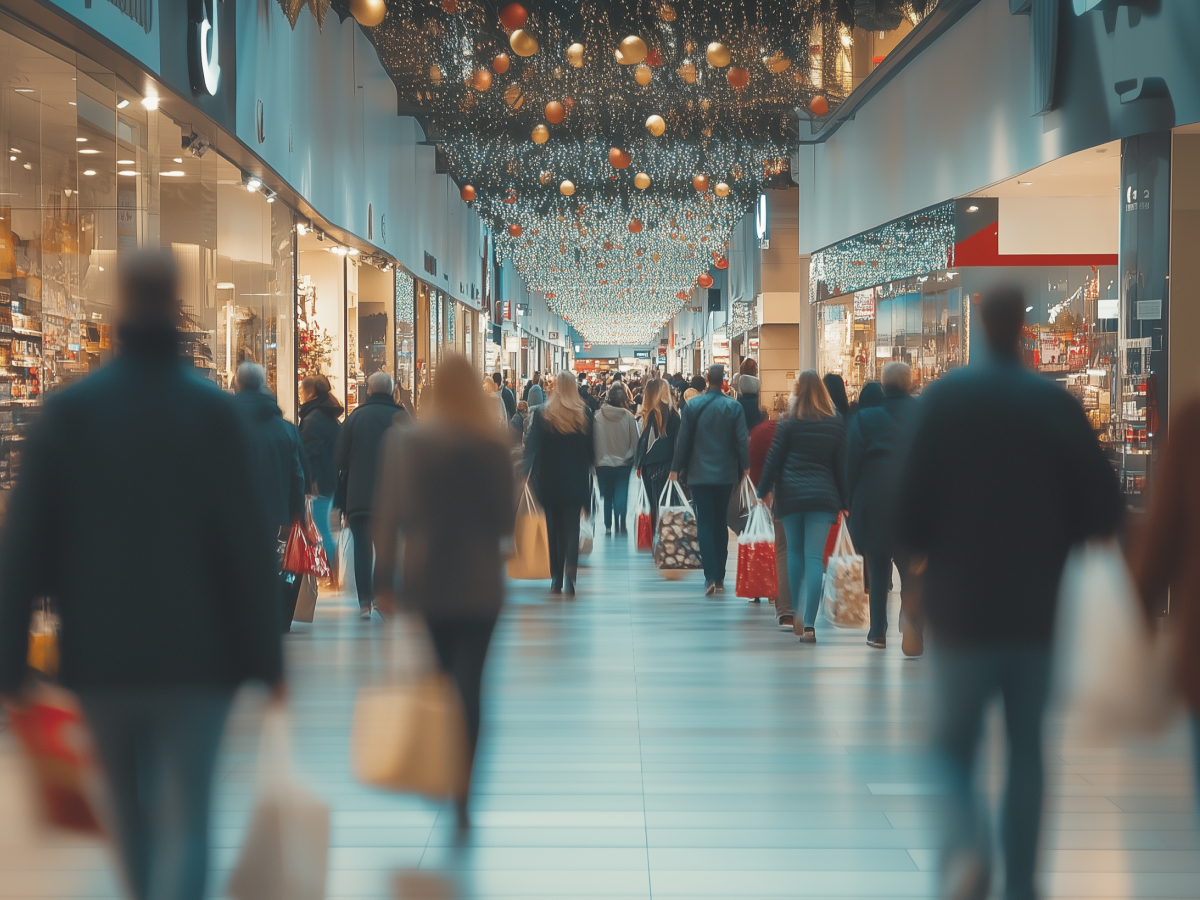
left=658, top=479, right=694, bottom=515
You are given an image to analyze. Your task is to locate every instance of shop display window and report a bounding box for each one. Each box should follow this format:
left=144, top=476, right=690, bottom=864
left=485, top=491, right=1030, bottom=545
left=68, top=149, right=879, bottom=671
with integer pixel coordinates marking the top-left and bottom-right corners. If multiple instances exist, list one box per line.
left=296, top=231, right=345, bottom=409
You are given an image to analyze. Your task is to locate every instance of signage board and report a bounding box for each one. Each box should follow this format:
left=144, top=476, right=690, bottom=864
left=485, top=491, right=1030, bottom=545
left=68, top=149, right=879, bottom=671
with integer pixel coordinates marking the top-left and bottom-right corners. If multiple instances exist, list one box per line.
left=548, top=331, right=559, bottom=339
left=633, top=349, right=650, bottom=359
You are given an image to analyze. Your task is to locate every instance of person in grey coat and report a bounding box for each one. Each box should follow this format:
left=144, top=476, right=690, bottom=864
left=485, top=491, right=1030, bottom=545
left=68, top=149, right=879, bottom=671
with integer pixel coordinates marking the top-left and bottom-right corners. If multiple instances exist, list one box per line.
left=593, top=383, right=641, bottom=533
left=669, top=365, right=750, bottom=594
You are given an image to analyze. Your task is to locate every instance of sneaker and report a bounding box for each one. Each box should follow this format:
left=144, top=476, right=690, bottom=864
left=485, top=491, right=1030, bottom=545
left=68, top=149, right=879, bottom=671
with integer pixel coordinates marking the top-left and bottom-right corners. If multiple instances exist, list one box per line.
left=358, top=607, right=372, bottom=620
left=747, top=597, right=762, bottom=604
left=714, top=582, right=725, bottom=594
left=799, top=627, right=816, bottom=643
left=705, top=581, right=717, bottom=596
left=777, top=614, right=795, bottom=630
left=866, top=637, right=886, bottom=649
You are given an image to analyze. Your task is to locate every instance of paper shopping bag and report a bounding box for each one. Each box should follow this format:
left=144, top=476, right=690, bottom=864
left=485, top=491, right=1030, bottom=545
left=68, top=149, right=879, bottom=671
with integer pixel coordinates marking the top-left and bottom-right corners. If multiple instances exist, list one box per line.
left=736, top=504, right=778, bottom=599
left=822, top=514, right=869, bottom=628
left=293, top=574, right=318, bottom=624
left=507, top=481, right=551, bottom=580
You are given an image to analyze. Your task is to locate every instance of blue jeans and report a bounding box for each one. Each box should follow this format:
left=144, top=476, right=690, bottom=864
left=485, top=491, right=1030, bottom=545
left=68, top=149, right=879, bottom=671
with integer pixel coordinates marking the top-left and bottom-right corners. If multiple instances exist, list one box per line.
left=595, top=465, right=631, bottom=530
left=932, top=645, right=1052, bottom=900
left=780, top=510, right=837, bottom=628
left=309, top=494, right=335, bottom=559
left=691, top=483, right=734, bottom=586
left=79, top=689, right=233, bottom=900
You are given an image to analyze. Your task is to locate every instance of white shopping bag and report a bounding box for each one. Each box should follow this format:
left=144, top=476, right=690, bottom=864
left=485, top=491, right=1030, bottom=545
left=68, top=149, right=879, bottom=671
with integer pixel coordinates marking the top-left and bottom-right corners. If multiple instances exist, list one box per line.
left=579, top=475, right=599, bottom=556
left=1054, top=539, right=1180, bottom=738
left=336, top=526, right=355, bottom=595
left=822, top=514, right=868, bottom=629
left=228, top=708, right=330, bottom=900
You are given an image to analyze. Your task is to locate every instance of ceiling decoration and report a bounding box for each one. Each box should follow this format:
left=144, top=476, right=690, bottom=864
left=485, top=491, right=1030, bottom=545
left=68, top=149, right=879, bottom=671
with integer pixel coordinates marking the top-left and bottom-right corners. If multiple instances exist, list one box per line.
left=338, top=0, right=934, bottom=341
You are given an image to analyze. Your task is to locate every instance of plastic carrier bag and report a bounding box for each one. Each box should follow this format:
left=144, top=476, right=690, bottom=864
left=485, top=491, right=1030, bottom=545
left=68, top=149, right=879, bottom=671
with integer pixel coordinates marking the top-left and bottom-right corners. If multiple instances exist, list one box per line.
left=736, top=503, right=777, bottom=599
left=653, top=480, right=702, bottom=571
left=634, top=478, right=653, bottom=551
left=579, top=476, right=600, bottom=556
left=822, top=513, right=868, bottom=628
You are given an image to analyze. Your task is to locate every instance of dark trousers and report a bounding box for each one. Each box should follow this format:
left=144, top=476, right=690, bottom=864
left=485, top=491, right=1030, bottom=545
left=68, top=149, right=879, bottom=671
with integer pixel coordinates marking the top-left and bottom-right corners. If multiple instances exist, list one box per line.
left=348, top=513, right=374, bottom=611
left=280, top=571, right=302, bottom=632
left=642, top=463, right=671, bottom=532
left=544, top=503, right=582, bottom=588
left=864, top=548, right=923, bottom=643
left=78, top=689, right=233, bottom=900
left=690, top=483, right=734, bottom=586
left=426, top=618, right=497, bottom=784
left=595, top=465, right=632, bottom=530
left=933, top=645, right=1052, bottom=900
left=771, top=514, right=792, bottom=614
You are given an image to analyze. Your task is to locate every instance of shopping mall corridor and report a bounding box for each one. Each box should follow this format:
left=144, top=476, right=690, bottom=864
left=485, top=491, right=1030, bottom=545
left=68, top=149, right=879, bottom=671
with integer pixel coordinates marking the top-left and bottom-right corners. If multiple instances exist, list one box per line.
left=2, top=534, right=1198, bottom=899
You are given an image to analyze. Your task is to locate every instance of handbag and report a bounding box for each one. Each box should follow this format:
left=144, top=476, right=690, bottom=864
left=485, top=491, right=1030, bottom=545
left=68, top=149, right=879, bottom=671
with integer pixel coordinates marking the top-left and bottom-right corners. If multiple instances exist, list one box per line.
left=653, top=480, right=702, bottom=571
left=736, top=503, right=778, bottom=599
left=507, top=480, right=551, bottom=580
left=822, top=515, right=869, bottom=628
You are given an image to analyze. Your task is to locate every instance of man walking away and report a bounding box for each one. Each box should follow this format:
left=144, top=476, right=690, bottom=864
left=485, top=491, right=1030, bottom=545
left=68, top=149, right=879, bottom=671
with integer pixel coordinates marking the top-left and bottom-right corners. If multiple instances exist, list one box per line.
left=894, top=285, right=1121, bottom=900
left=234, top=361, right=308, bottom=631
left=578, top=371, right=600, bottom=411
left=0, top=249, right=283, bottom=900
left=495, top=371, right=517, bottom=420
left=670, top=364, right=750, bottom=595
left=335, top=370, right=410, bottom=618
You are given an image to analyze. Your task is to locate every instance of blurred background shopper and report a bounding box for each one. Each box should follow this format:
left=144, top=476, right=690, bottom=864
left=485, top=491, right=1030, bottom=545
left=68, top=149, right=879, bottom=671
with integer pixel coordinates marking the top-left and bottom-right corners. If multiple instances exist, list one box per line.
left=734, top=357, right=764, bottom=431
left=335, top=371, right=410, bottom=618
left=233, top=362, right=308, bottom=631
left=822, top=372, right=850, bottom=419
left=756, top=372, right=846, bottom=641
left=635, top=378, right=680, bottom=532
left=593, top=383, right=640, bottom=535
left=0, top=249, right=283, bottom=900
left=894, top=285, right=1121, bottom=900
left=298, top=374, right=342, bottom=571
left=524, top=370, right=594, bottom=594
left=373, top=354, right=515, bottom=834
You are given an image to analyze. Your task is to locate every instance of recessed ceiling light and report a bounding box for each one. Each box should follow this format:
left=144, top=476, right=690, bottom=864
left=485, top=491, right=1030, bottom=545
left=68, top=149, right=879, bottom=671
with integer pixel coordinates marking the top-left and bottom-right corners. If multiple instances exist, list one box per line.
left=117, top=159, right=134, bottom=165
left=68, top=101, right=76, bottom=106
left=141, top=95, right=159, bottom=110
left=967, top=205, right=979, bottom=212
left=173, top=157, right=183, bottom=163
left=14, top=88, right=33, bottom=93
left=116, top=99, right=129, bottom=109
left=118, top=170, right=138, bottom=176
left=161, top=170, right=185, bottom=177
left=1017, top=180, right=1033, bottom=186
left=9, top=148, right=18, bottom=153
left=23, top=163, right=31, bottom=170
left=83, top=169, right=96, bottom=176
left=79, top=148, right=100, bottom=155
left=76, top=137, right=87, bottom=143
left=8, top=156, right=14, bottom=162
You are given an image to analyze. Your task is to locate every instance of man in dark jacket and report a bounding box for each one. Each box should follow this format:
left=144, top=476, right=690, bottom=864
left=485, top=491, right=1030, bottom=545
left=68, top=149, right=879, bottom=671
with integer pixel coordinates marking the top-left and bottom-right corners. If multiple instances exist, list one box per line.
left=0, top=250, right=282, bottom=900
left=234, top=361, right=307, bottom=631
left=335, top=370, right=410, bottom=617
left=894, top=286, right=1122, bottom=900
left=495, top=371, right=517, bottom=420
left=298, top=376, right=342, bottom=559
left=669, top=365, right=750, bottom=595
left=846, top=361, right=919, bottom=652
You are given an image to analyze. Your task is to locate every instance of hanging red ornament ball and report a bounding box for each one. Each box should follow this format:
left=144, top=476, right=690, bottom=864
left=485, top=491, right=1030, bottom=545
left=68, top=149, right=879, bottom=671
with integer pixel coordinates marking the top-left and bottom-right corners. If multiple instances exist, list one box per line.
left=609, top=147, right=632, bottom=169
left=508, top=223, right=522, bottom=237
left=727, top=67, right=750, bottom=90
left=545, top=100, right=565, bottom=123
left=645, top=47, right=662, bottom=67
left=698, top=273, right=714, bottom=288
left=460, top=184, right=476, bottom=202
left=714, top=256, right=729, bottom=270
left=493, top=52, right=511, bottom=74
left=629, top=219, right=643, bottom=233
left=693, top=174, right=710, bottom=191
left=499, top=3, right=528, bottom=30
left=440, top=0, right=457, bottom=12
left=676, top=291, right=688, bottom=300
left=809, top=95, right=829, bottom=116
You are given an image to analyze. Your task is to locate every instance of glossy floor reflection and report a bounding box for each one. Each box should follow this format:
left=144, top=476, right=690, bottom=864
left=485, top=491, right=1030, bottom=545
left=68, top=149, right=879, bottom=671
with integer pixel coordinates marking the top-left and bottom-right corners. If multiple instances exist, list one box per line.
left=1, top=530, right=1198, bottom=899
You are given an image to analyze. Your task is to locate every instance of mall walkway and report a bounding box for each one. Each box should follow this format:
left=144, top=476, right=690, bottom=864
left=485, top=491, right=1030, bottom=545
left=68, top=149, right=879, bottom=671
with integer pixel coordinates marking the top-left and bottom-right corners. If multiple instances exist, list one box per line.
left=1, top=534, right=1198, bottom=899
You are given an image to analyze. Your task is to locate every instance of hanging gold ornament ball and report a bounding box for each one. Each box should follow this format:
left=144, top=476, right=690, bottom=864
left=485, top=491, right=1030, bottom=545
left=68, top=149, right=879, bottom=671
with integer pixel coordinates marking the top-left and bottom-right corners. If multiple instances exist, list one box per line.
left=693, top=174, right=710, bottom=191
left=539, top=170, right=552, bottom=185
left=545, top=100, right=565, bottom=123
left=508, top=223, right=522, bottom=237
left=472, top=69, right=493, bottom=91
left=763, top=51, right=791, bottom=73
left=531, top=124, right=549, bottom=143
left=504, top=83, right=524, bottom=108
left=678, top=61, right=697, bottom=84
left=429, top=64, right=443, bottom=85
left=652, top=252, right=660, bottom=262
left=567, top=42, right=585, bottom=68
left=634, top=172, right=651, bottom=189
left=714, top=182, right=730, bottom=197
left=608, top=147, right=632, bottom=169
left=349, top=0, right=386, bottom=27
left=659, top=3, right=676, bottom=21
left=809, top=95, right=829, bottom=116
left=706, top=42, right=731, bottom=67
left=498, top=3, right=528, bottom=30
left=616, top=35, right=648, bottom=65
left=634, top=64, right=652, bottom=86
left=493, top=52, right=511, bottom=74
left=645, top=114, right=666, bottom=137
left=727, top=67, right=749, bottom=90
left=510, top=29, right=539, bottom=57
left=460, top=184, right=476, bottom=202
left=560, top=180, right=575, bottom=196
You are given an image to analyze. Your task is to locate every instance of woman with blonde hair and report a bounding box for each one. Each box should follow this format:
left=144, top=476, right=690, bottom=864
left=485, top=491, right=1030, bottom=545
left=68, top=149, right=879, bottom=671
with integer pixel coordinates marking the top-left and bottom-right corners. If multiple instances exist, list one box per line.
left=371, top=353, right=515, bottom=834
left=757, top=371, right=847, bottom=642
left=523, top=369, right=594, bottom=593
left=635, top=377, right=681, bottom=531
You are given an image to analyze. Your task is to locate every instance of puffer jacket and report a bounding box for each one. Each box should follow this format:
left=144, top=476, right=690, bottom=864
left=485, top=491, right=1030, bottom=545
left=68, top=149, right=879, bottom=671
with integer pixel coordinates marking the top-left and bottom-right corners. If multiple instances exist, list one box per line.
left=593, top=405, right=640, bottom=468
left=756, top=414, right=847, bottom=516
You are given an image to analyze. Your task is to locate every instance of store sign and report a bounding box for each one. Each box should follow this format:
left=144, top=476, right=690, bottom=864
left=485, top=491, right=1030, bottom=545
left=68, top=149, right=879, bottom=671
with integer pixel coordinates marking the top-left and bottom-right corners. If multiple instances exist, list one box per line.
left=548, top=331, right=559, bottom=339
left=188, top=0, right=221, bottom=96
left=755, top=193, right=770, bottom=249
left=853, top=289, right=876, bottom=321
left=634, top=350, right=650, bottom=359
left=505, top=336, right=520, bottom=352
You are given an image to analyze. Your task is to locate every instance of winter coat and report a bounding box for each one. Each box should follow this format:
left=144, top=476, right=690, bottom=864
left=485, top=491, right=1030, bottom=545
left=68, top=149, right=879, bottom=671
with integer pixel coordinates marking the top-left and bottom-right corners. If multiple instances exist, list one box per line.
left=671, top=388, right=750, bottom=486
left=735, top=375, right=764, bottom=432
left=593, top=405, right=640, bottom=468
left=298, top=395, right=342, bottom=496
left=0, top=325, right=281, bottom=692
left=233, top=388, right=307, bottom=535
left=748, top=418, right=777, bottom=488
left=334, top=392, right=410, bottom=517
left=524, top=406, right=594, bottom=507
left=500, top=385, right=517, bottom=420
left=636, top=407, right=681, bottom=470
left=895, top=355, right=1122, bottom=646
left=373, top=423, right=516, bottom=622
left=757, top=414, right=847, bottom=516
left=846, top=387, right=917, bottom=553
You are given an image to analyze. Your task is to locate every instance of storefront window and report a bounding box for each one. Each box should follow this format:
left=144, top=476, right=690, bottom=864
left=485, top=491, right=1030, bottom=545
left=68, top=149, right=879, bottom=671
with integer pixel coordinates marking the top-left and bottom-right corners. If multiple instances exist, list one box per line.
left=296, top=231, right=345, bottom=407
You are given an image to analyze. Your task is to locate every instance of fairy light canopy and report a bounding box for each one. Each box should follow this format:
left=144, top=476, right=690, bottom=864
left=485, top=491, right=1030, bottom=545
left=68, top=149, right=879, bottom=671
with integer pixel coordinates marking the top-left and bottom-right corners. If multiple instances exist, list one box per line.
left=349, top=0, right=933, bottom=342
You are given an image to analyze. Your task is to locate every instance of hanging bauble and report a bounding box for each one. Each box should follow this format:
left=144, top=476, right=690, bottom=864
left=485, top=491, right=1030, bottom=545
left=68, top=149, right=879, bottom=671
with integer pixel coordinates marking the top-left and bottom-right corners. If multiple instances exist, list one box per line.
left=693, top=174, right=710, bottom=191
left=706, top=42, right=731, bottom=67
left=349, top=0, right=386, bottom=27
left=504, top=188, right=517, bottom=203
left=472, top=69, right=493, bottom=91
left=566, top=43, right=585, bottom=68
left=763, top=51, right=791, bottom=73
left=429, top=64, right=443, bottom=85
left=498, top=3, right=527, bottom=30
left=539, top=170, right=552, bottom=185
left=628, top=219, right=643, bottom=234
left=727, top=67, right=749, bottom=90
left=493, top=53, right=511, bottom=74
left=659, top=3, right=676, bottom=21
left=698, top=273, right=714, bottom=288
left=652, top=252, right=660, bottom=262
left=510, top=29, right=538, bottom=57
left=634, top=64, right=652, bottom=86
left=645, top=115, right=666, bottom=137
left=560, top=180, right=575, bottom=195
left=545, top=100, right=565, bottom=123
left=634, top=172, right=651, bottom=189
left=531, top=124, right=549, bottom=144
left=715, top=256, right=729, bottom=270
left=714, top=181, right=731, bottom=197
left=676, top=291, right=688, bottom=300
left=504, top=83, right=525, bottom=108
left=615, top=35, right=647, bottom=65
left=678, top=61, right=697, bottom=84
left=508, top=223, right=523, bottom=237
left=608, top=147, right=632, bottom=169
left=440, top=0, right=457, bottom=12
left=646, top=47, right=663, bottom=67
left=809, top=95, right=829, bottom=116
left=459, top=184, right=475, bottom=202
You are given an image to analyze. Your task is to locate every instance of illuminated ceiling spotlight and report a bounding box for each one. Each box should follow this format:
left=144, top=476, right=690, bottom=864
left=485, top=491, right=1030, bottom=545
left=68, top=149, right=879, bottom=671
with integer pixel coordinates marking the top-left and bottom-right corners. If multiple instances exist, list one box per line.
left=243, top=173, right=263, bottom=192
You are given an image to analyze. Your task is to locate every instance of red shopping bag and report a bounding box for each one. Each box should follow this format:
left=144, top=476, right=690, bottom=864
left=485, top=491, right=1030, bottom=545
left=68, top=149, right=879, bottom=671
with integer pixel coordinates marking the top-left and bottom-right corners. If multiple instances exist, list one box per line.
left=736, top=504, right=778, bottom=599
left=5, top=688, right=104, bottom=833
left=822, top=511, right=848, bottom=568
left=282, top=521, right=310, bottom=575
left=634, top=478, right=653, bottom=551
left=283, top=500, right=331, bottom=578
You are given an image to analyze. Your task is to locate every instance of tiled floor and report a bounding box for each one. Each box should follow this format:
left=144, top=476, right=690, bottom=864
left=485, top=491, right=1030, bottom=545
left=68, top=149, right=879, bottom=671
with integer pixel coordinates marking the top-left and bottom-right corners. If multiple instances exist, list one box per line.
left=1, top=531, right=1197, bottom=898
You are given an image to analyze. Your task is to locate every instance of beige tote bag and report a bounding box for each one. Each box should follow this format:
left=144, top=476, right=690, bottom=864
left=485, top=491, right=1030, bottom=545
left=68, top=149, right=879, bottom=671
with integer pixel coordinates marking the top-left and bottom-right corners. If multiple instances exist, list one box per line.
left=506, top=480, right=551, bottom=580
